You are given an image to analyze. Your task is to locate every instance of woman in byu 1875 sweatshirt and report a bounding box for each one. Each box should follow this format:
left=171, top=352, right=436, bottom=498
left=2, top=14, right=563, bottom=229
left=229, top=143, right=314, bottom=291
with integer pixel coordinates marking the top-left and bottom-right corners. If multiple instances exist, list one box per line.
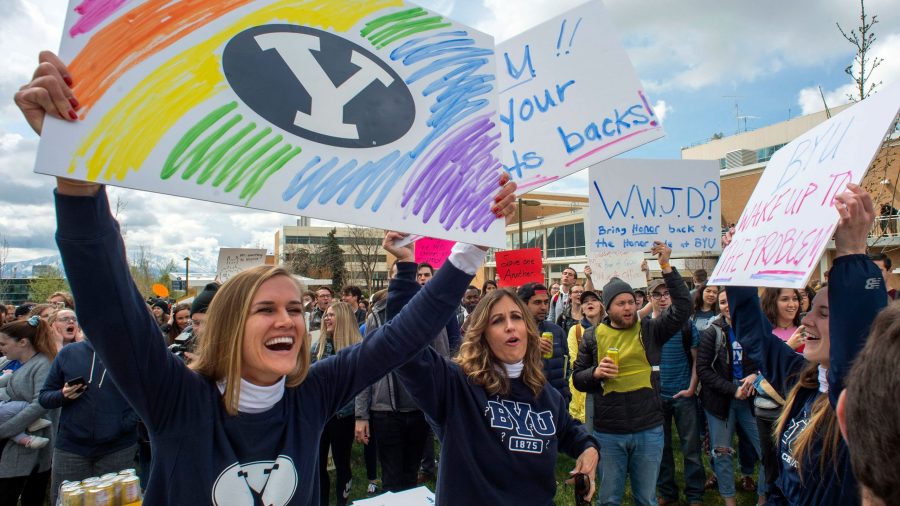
left=393, top=286, right=600, bottom=504
left=52, top=186, right=512, bottom=505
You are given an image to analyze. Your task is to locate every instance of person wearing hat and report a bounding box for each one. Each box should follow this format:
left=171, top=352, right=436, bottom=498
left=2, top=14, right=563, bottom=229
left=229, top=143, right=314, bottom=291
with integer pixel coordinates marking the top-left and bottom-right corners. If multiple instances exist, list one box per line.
left=646, top=278, right=704, bottom=506
left=150, top=299, right=169, bottom=327
left=566, top=289, right=604, bottom=424
left=573, top=241, right=692, bottom=506
left=517, top=283, right=571, bottom=404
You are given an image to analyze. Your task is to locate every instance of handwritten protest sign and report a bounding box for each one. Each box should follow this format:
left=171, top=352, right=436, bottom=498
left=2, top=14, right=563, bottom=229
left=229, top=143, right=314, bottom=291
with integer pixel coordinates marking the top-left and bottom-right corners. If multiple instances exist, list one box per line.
left=710, top=82, right=900, bottom=288
left=587, top=159, right=721, bottom=253
left=35, top=0, right=506, bottom=247
left=496, top=0, right=665, bottom=193
left=414, top=237, right=455, bottom=269
left=216, top=248, right=266, bottom=283
left=587, top=251, right=647, bottom=289
left=496, top=248, right=544, bottom=287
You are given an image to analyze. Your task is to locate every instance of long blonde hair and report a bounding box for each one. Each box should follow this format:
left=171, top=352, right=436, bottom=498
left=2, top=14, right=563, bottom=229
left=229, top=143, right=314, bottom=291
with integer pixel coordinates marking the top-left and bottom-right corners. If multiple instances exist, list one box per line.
left=455, top=289, right=545, bottom=397
left=774, top=362, right=842, bottom=479
left=190, top=265, right=311, bottom=416
left=316, top=301, right=361, bottom=360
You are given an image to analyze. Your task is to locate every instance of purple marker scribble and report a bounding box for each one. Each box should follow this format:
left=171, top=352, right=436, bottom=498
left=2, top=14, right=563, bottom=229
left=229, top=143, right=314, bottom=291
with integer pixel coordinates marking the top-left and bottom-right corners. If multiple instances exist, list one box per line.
left=402, top=114, right=502, bottom=232
left=69, top=0, right=128, bottom=37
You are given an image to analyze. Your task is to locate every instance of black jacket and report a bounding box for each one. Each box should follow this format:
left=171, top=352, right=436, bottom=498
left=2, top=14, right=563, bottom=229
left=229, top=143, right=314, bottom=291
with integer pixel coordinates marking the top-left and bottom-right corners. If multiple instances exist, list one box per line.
left=572, top=268, right=691, bottom=433
left=695, top=315, right=760, bottom=421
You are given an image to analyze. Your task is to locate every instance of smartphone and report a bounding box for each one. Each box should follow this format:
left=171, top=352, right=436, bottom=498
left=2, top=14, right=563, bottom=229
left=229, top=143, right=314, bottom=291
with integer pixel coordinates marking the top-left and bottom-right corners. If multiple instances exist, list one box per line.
left=67, top=376, right=87, bottom=389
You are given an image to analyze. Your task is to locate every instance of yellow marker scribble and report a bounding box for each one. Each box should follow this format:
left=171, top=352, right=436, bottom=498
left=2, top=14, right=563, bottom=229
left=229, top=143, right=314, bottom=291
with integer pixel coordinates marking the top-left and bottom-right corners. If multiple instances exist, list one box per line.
left=74, top=0, right=402, bottom=181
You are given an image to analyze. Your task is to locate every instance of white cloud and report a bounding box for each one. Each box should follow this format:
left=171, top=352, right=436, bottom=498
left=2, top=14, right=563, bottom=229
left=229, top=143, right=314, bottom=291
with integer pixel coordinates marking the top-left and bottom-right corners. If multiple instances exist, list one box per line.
left=653, top=99, right=670, bottom=123
left=797, top=32, right=900, bottom=115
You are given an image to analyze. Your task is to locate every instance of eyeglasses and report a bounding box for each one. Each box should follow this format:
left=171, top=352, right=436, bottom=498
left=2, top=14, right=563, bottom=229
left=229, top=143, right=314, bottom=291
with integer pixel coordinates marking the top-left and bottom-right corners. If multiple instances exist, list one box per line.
left=57, top=316, right=78, bottom=324
left=650, top=292, right=671, bottom=300
left=323, top=313, right=335, bottom=319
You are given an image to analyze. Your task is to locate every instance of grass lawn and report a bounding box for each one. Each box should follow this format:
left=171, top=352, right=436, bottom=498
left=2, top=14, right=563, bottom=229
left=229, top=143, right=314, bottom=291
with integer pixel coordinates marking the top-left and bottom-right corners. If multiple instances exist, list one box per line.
left=334, top=429, right=762, bottom=505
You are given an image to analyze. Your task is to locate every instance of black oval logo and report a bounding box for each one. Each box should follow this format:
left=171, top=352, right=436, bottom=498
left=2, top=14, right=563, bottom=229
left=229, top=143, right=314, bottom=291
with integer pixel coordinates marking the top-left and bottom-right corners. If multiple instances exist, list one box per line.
left=223, top=25, right=416, bottom=148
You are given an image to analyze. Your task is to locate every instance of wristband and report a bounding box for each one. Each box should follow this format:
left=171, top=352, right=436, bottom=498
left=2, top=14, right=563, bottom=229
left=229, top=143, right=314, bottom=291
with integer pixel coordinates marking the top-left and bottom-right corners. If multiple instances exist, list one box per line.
left=659, top=261, right=671, bottom=270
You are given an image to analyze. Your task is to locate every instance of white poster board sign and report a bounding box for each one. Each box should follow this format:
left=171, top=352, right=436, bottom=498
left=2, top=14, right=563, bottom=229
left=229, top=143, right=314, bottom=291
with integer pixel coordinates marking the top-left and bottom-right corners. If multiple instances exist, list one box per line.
left=710, top=82, right=900, bottom=288
left=35, top=0, right=506, bottom=247
left=216, top=248, right=266, bottom=283
left=496, top=0, right=665, bottom=193
left=587, top=251, right=647, bottom=290
left=587, top=159, right=721, bottom=252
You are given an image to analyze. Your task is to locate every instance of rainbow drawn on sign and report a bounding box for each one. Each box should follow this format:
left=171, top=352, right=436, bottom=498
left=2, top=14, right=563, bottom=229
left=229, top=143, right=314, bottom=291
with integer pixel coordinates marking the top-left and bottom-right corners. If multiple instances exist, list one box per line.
left=65, top=0, right=500, bottom=232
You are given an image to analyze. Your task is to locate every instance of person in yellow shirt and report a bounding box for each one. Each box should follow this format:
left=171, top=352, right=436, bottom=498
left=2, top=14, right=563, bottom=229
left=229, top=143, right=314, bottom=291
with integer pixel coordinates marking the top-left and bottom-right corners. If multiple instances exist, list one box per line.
left=567, top=290, right=604, bottom=424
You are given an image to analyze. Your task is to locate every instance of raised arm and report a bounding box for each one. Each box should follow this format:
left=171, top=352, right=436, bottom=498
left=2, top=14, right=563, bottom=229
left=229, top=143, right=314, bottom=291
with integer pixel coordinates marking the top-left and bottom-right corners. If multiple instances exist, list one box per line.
left=646, top=242, right=692, bottom=344
left=827, top=185, right=886, bottom=407
left=307, top=191, right=514, bottom=417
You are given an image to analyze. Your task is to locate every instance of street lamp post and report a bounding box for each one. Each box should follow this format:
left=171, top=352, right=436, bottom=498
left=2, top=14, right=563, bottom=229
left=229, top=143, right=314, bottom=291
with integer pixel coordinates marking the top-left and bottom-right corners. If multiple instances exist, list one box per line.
left=184, top=257, right=191, bottom=294
left=517, top=198, right=541, bottom=248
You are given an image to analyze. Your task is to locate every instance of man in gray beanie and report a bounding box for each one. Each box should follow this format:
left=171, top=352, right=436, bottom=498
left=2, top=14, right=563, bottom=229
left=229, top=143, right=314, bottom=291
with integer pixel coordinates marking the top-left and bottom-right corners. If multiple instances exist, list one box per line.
left=573, top=241, right=692, bottom=506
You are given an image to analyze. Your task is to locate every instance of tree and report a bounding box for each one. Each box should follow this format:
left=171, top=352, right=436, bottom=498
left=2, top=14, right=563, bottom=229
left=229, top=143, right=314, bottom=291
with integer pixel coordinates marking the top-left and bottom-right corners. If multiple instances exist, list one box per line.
left=128, top=245, right=156, bottom=297
left=28, top=266, right=70, bottom=303
left=318, top=228, right=347, bottom=292
left=837, top=0, right=884, bottom=101
left=283, top=245, right=316, bottom=277
left=346, top=226, right=383, bottom=294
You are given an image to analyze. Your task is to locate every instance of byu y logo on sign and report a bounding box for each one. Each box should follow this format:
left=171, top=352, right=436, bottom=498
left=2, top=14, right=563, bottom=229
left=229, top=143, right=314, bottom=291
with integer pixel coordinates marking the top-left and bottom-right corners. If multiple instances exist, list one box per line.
left=223, top=25, right=416, bottom=148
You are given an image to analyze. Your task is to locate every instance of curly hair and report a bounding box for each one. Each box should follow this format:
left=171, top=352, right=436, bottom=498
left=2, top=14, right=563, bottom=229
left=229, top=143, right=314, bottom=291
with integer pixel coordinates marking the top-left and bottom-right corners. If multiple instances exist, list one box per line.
left=454, top=289, right=545, bottom=397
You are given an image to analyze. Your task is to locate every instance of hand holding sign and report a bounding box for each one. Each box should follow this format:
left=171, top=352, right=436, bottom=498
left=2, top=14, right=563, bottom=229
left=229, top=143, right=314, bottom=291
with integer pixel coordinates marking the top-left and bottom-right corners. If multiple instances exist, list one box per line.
left=833, top=184, right=874, bottom=258
left=384, top=231, right=415, bottom=263
left=650, top=241, right=672, bottom=271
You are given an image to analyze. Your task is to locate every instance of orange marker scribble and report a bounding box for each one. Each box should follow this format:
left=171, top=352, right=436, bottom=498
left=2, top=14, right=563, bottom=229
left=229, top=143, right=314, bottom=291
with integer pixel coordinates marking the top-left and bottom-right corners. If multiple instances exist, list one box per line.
left=68, top=0, right=256, bottom=117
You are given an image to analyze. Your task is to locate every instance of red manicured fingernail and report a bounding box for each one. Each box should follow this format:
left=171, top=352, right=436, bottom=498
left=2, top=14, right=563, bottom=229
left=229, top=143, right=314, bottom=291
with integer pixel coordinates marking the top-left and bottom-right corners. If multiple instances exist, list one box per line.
left=68, top=110, right=78, bottom=120
left=494, top=195, right=503, bottom=202
left=63, top=75, right=73, bottom=86
left=495, top=212, right=503, bottom=218
left=69, top=97, right=79, bottom=109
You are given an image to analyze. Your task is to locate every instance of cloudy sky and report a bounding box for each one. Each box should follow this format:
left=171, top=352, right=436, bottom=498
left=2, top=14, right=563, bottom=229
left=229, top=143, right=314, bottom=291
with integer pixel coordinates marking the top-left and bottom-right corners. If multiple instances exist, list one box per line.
left=1, top=0, right=898, bottom=269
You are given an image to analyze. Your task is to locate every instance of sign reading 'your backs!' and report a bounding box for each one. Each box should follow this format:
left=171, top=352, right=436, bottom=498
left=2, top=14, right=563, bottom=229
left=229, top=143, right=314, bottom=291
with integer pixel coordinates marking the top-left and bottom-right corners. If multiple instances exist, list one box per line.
left=35, top=0, right=507, bottom=246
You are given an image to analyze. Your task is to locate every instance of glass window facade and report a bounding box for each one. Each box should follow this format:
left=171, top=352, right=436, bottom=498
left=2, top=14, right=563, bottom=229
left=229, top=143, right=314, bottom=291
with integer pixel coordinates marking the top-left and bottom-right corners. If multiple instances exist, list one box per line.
left=546, top=223, right=585, bottom=258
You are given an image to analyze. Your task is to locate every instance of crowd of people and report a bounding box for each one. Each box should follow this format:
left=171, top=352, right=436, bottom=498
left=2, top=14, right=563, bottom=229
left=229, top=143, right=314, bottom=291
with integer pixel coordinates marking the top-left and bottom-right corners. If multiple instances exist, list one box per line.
left=1, top=51, right=898, bottom=506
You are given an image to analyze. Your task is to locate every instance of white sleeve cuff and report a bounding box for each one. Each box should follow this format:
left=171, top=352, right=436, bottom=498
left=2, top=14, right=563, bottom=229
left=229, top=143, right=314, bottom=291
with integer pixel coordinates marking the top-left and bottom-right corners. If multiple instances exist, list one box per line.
left=447, top=242, right=487, bottom=276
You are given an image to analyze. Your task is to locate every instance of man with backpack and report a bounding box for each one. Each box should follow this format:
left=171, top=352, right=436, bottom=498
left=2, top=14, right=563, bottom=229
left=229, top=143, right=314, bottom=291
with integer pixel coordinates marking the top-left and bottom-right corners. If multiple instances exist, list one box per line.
left=647, top=279, right=704, bottom=506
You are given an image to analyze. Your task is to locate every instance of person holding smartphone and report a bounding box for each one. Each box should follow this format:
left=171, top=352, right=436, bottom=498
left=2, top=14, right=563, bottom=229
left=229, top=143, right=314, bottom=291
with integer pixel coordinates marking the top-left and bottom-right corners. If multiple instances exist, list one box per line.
left=39, top=336, right=140, bottom=505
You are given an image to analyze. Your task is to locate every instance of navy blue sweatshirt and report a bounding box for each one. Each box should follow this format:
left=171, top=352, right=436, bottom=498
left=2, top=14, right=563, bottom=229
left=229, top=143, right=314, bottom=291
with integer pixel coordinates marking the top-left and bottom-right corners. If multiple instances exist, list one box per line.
left=539, top=320, right=571, bottom=404
left=39, top=340, right=138, bottom=457
left=54, top=188, right=476, bottom=505
left=729, top=254, right=886, bottom=506
left=391, top=270, right=597, bottom=504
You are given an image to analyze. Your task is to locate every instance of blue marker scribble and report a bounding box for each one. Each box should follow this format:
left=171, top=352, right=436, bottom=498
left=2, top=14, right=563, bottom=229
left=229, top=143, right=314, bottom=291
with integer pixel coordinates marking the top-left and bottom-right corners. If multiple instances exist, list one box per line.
left=281, top=30, right=499, bottom=233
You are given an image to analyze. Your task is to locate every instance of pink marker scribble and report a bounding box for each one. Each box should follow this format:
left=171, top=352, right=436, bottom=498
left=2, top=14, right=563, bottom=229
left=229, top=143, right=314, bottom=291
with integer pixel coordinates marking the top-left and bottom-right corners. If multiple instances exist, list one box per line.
left=565, top=127, right=655, bottom=168
left=517, top=175, right=559, bottom=191
left=69, top=0, right=128, bottom=37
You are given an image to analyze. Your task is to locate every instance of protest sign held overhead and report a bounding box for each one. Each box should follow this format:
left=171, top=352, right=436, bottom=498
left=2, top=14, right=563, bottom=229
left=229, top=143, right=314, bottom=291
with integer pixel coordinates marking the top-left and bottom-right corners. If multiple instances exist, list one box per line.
left=587, top=251, right=647, bottom=290
left=496, top=248, right=544, bottom=287
left=216, top=248, right=267, bottom=283
left=414, top=238, right=455, bottom=269
left=496, top=0, right=665, bottom=193
left=35, top=0, right=506, bottom=247
left=710, top=82, right=900, bottom=288
left=587, top=159, right=721, bottom=253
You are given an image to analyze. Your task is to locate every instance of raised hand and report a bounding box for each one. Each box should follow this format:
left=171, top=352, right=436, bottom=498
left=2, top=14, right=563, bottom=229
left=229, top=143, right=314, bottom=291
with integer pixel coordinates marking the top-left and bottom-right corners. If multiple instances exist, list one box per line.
left=833, top=183, right=874, bottom=258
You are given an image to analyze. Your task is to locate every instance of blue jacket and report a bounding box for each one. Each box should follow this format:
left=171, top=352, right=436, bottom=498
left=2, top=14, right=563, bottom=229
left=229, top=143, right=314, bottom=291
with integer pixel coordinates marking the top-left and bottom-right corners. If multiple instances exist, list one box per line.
left=39, top=340, right=138, bottom=457
left=54, top=188, right=475, bottom=505
left=729, top=254, right=886, bottom=506
left=539, top=321, right=571, bottom=404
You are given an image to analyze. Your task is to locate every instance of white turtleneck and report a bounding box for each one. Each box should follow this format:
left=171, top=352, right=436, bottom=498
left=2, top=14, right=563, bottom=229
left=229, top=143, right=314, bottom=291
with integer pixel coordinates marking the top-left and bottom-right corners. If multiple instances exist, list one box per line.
left=217, top=376, right=286, bottom=414
left=502, top=361, right=524, bottom=379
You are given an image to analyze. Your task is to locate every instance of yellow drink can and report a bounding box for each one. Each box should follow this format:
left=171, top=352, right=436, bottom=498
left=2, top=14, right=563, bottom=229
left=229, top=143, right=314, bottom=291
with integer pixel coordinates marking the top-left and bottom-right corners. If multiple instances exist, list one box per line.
left=606, top=347, right=620, bottom=366
left=541, top=332, right=554, bottom=359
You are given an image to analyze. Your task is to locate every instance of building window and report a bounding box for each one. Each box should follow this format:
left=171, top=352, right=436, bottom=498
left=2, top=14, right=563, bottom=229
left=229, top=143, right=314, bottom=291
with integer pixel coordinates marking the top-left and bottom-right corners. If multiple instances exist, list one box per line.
left=756, top=143, right=786, bottom=163
left=546, top=223, right=585, bottom=258
left=509, top=229, right=544, bottom=251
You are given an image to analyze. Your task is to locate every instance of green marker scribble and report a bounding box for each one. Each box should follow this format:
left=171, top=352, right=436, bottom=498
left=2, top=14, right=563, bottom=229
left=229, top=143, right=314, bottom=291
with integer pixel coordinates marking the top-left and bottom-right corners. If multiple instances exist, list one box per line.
left=161, top=101, right=301, bottom=204
left=362, top=7, right=451, bottom=49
